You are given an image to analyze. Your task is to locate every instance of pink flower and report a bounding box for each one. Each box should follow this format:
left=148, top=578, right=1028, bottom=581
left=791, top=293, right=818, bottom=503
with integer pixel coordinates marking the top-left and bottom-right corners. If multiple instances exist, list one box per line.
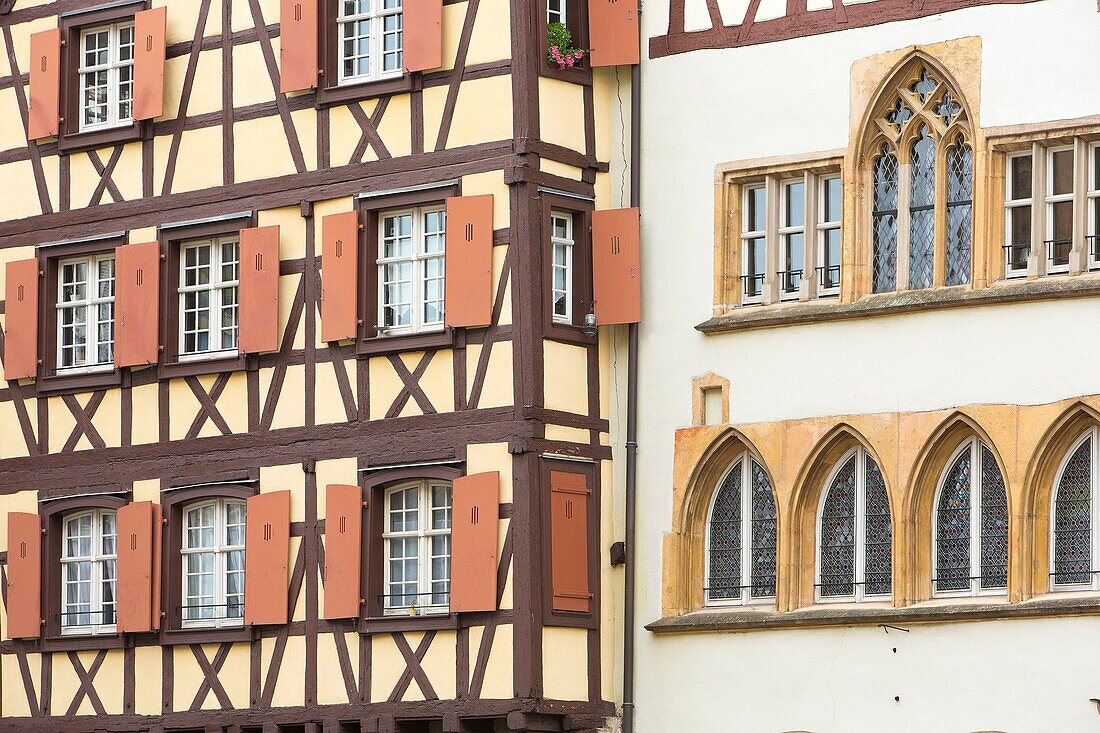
left=575, top=51, right=583, bottom=59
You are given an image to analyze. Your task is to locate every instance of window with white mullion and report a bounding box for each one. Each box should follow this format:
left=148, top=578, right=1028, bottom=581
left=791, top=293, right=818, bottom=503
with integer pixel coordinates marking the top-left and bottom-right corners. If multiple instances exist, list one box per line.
left=551, top=212, right=574, bottom=323
left=1045, top=146, right=1075, bottom=274
left=338, top=0, right=404, bottom=86
left=383, top=481, right=452, bottom=614
left=179, top=237, right=240, bottom=357
left=378, top=207, right=446, bottom=334
left=740, top=186, right=766, bottom=305
left=181, top=499, right=246, bottom=627
left=79, top=23, right=135, bottom=132
left=1088, top=143, right=1100, bottom=270
left=57, top=254, right=115, bottom=371
left=777, top=179, right=805, bottom=300
left=547, top=0, right=566, bottom=24
left=817, top=175, right=842, bottom=295
left=704, top=454, right=777, bottom=606
left=1004, top=152, right=1033, bottom=279
left=61, top=509, right=117, bottom=634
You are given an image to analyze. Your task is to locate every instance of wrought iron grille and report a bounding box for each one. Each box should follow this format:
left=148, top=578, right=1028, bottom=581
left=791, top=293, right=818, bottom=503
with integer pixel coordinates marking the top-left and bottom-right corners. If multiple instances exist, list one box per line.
left=816, top=264, right=841, bottom=292
left=864, top=456, right=893, bottom=596
left=935, top=450, right=972, bottom=592
left=872, top=147, right=899, bottom=293
left=777, top=269, right=803, bottom=294
left=59, top=608, right=116, bottom=627
left=1053, top=440, right=1091, bottom=585
left=708, top=462, right=743, bottom=601
left=1003, top=242, right=1030, bottom=272
left=945, top=138, right=973, bottom=286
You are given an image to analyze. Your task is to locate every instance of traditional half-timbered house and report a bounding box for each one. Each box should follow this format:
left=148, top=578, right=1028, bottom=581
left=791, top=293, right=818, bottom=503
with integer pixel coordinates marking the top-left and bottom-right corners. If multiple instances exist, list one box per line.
left=0, top=0, right=640, bottom=730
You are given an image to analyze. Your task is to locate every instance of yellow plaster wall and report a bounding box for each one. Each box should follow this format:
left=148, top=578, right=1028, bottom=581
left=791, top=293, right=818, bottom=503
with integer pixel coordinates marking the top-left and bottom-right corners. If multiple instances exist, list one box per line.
left=414, top=630, right=457, bottom=701
left=459, top=172, right=510, bottom=230
left=538, top=78, right=586, bottom=152
left=234, top=116, right=299, bottom=183
left=472, top=623, right=513, bottom=699
left=317, top=631, right=360, bottom=704
left=160, top=0, right=221, bottom=45
left=134, top=645, right=163, bottom=715
left=1, top=653, right=40, bottom=717
left=466, top=340, right=513, bottom=409
left=261, top=462, right=306, bottom=522
left=46, top=389, right=122, bottom=452
left=154, top=125, right=223, bottom=195
left=543, top=341, right=588, bottom=415
left=0, top=399, right=37, bottom=459
left=233, top=42, right=275, bottom=108
left=53, top=649, right=125, bottom=715
left=446, top=76, right=513, bottom=149
left=130, top=382, right=161, bottom=446
left=132, top=478, right=162, bottom=503
left=317, top=457, right=359, bottom=522
left=368, top=632, right=406, bottom=702
left=368, top=356, right=407, bottom=421
left=541, top=627, right=589, bottom=701
left=261, top=364, right=307, bottom=430
left=316, top=360, right=357, bottom=425
left=374, top=94, right=412, bottom=159
left=464, top=0, right=511, bottom=65
left=265, top=635, right=306, bottom=707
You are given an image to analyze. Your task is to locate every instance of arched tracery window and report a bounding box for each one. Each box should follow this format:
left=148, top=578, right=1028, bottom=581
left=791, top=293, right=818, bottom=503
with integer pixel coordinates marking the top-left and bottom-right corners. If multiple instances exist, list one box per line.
left=933, top=438, right=1009, bottom=596
left=1051, top=427, right=1100, bottom=591
left=816, top=447, right=892, bottom=602
left=705, top=453, right=777, bottom=605
left=864, top=63, right=974, bottom=293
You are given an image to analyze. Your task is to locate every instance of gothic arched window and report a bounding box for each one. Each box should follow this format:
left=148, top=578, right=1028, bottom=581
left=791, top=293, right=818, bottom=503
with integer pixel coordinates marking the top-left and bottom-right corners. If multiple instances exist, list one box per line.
left=816, top=447, right=892, bottom=602
left=705, top=454, right=777, bottom=605
left=1051, top=428, right=1099, bottom=591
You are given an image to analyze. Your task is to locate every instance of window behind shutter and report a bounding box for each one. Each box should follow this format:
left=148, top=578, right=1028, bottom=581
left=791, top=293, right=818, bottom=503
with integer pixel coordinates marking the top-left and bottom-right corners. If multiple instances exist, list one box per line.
left=321, top=212, right=360, bottom=342
left=5, top=512, right=41, bottom=639
left=133, top=7, right=167, bottom=120
left=592, top=207, right=641, bottom=325
left=450, top=472, right=499, bottom=613
left=244, top=491, right=290, bottom=626
left=279, top=0, right=319, bottom=93
left=4, top=259, right=39, bottom=381
left=323, top=484, right=362, bottom=620
left=117, top=501, right=162, bottom=633
left=550, top=471, right=592, bottom=613
left=403, top=0, right=442, bottom=72
left=444, top=195, right=493, bottom=328
left=27, top=29, right=61, bottom=139
left=239, top=226, right=281, bottom=354
left=114, top=242, right=161, bottom=368
left=587, top=0, right=639, bottom=67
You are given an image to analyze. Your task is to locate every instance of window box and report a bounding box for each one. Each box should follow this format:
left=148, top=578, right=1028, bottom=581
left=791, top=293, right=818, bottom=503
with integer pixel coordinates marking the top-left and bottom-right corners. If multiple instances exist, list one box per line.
left=540, top=0, right=591, bottom=85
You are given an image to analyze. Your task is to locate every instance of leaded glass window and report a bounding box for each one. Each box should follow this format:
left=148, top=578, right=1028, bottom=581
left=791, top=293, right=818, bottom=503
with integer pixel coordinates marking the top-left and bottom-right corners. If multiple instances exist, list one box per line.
left=816, top=447, right=892, bottom=602
left=908, top=125, right=935, bottom=290
left=872, top=147, right=899, bottom=293
left=705, top=454, right=777, bottom=605
left=933, top=438, right=1008, bottom=596
left=1051, top=430, right=1099, bottom=590
left=946, top=136, right=974, bottom=286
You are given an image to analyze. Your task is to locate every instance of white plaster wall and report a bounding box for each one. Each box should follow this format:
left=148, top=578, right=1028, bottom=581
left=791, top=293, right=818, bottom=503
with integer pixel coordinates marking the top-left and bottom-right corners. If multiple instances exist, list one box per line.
left=634, top=1, right=1100, bottom=730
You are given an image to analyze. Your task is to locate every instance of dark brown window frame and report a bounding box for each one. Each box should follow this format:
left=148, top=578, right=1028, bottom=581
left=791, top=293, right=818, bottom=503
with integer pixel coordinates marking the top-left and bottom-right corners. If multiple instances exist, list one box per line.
left=314, top=0, right=421, bottom=107
left=57, top=0, right=152, bottom=154
left=355, top=183, right=461, bottom=357
left=159, top=479, right=258, bottom=646
left=540, top=456, right=599, bottom=629
left=538, top=0, right=592, bottom=86
left=157, top=214, right=255, bottom=380
left=34, top=233, right=126, bottom=396
left=541, top=192, right=596, bottom=345
left=39, top=493, right=130, bottom=652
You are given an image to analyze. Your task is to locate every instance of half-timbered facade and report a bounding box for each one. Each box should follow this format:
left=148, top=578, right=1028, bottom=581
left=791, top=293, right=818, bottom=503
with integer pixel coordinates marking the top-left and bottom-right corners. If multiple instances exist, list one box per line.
left=0, top=0, right=639, bottom=730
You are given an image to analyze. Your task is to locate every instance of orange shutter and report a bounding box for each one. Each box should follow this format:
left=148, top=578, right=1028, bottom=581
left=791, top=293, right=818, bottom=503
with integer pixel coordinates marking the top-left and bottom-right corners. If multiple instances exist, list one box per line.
left=550, top=471, right=591, bottom=613
left=239, top=226, right=281, bottom=354
left=4, top=259, right=39, bottom=381
left=322, top=484, right=362, bottom=620
left=133, top=7, right=167, bottom=120
left=320, top=212, right=360, bottom=343
left=403, top=0, right=442, bottom=72
left=244, top=491, right=290, bottom=626
left=6, top=513, right=41, bottom=639
left=114, top=242, right=161, bottom=368
left=588, top=0, right=639, bottom=67
left=27, top=29, right=61, bottom=140
left=444, top=195, right=493, bottom=328
left=280, top=0, right=319, bottom=92
left=117, top=501, right=162, bottom=633
left=450, top=472, right=499, bottom=613
left=591, top=207, right=641, bottom=325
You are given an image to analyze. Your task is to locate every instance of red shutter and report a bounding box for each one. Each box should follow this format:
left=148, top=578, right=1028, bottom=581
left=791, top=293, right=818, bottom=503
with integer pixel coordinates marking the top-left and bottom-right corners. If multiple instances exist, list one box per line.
left=322, top=484, right=362, bottom=620
left=114, top=242, right=161, bottom=368
left=117, top=501, right=162, bottom=633
left=588, top=0, right=639, bottom=67
left=592, top=207, right=641, bottom=325
left=320, top=212, right=360, bottom=343
left=239, top=226, right=281, bottom=354
left=444, top=195, right=493, bottom=328
left=280, top=0, right=319, bottom=92
left=6, top=513, right=41, bottom=639
left=550, top=471, right=591, bottom=613
left=27, top=29, right=61, bottom=140
left=133, top=7, right=167, bottom=120
left=403, top=0, right=442, bottom=72
left=450, top=472, right=499, bottom=613
left=244, top=491, right=290, bottom=626
left=4, top=259, right=39, bottom=381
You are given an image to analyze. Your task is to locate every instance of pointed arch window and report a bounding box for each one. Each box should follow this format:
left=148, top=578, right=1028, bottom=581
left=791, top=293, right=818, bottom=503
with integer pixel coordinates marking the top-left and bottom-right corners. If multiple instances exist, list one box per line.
left=864, top=64, right=974, bottom=293
left=816, top=447, right=892, bottom=602
left=1051, top=428, right=1100, bottom=591
left=933, top=438, right=1009, bottom=596
left=705, top=453, right=777, bottom=605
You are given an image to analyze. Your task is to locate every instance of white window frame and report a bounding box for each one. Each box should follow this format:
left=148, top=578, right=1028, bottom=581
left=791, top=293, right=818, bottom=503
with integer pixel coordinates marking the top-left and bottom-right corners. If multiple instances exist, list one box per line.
left=382, top=480, right=452, bottom=615
left=740, top=185, right=766, bottom=306
left=816, top=174, right=842, bottom=297
left=60, top=508, right=117, bottom=636
left=550, top=211, right=574, bottom=324
left=1050, top=427, right=1100, bottom=593
left=1088, top=143, right=1100, bottom=271
left=178, top=236, right=240, bottom=359
left=56, top=253, right=115, bottom=373
left=777, top=179, right=805, bottom=302
left=814, top=446, right=891, bottom=604
left=181, top=498, right=246, bottom=629
left=377, top=206, right=446, bottom=335
left=1004, top=152, right=1033, bottom=279
left=1044, top=145, right=1075, bottom=275
left=78, top=22, right=135, bottom=133
left=547, top=0, right=567, bottom=24
left=337, top=0, right=404, bottom=87
left=703, top=453, right=774, bottom=608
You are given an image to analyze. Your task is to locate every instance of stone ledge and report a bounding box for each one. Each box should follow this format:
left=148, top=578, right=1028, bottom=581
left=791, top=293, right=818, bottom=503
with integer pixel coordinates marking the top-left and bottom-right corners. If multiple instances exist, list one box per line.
left=697, top=275, right=1100, bottom=334
left=646, top=595, right=1100, bottom=634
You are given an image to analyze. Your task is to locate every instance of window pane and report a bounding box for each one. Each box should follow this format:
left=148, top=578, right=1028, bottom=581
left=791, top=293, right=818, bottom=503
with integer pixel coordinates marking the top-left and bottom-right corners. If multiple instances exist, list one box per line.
left=946, top=140, right=973, bottom=287
left=1010, top=155, right=1032, bottom=201
left=908, top=126, right=935, bottom=290
left=1051, top=149, right=1074, bottom=196
left=979, top=446, right=1009, bottom=589
left=707, top=463, right=742, bottom=601
left=101, top=512, right=117, bottom=556
left=864, top=457, right=892, bottom=596
left=1054, top=440, right=1091, bottom=585
left=431, top=484, right=452, bottom=529
left=822, top=177, right=842, bottom=223
left=819, top=456, right=856, bottom=597
left=748, top=461, right=776, bottom=598
left=871, top=149, right=898, bottom=293
left=746, top=188, right=765, bottom=232
left=784, top=182, right=804, bottom=228
left=936, top=449, right=972, bottom=592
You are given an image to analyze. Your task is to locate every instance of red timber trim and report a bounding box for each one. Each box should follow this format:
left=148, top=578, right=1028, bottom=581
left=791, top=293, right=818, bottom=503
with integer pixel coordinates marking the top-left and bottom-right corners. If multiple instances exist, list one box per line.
left=117, top=500, right=162, bottom=633
left=444, top=195, right=494, bottom=328
left=450, top=471, right=499, bottom=613
left=27, top=28, right=61, bottom=140
left=238, top=225, right=281, bottom=354
left=588, top=0, right=639, bottom=66
left=6, top=512, right=42, bottom=639
left=244, top=490, right=291, bottom=626
left=322, top=484, right=362, bottom=619
left=591, top=207, right=641, bottom=325
left=4, top=258, right=40, bottom=381
left=133, top=7, right=167, bottom=120
left=114, top=241, right=161, bottom=368
left=280, top=0, right=319, bottom=93
left=549, top=470, right=592, bottom=613
left=321, top=211, right=361, bottom=343
left=404, top=0, right=443, bottom=72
